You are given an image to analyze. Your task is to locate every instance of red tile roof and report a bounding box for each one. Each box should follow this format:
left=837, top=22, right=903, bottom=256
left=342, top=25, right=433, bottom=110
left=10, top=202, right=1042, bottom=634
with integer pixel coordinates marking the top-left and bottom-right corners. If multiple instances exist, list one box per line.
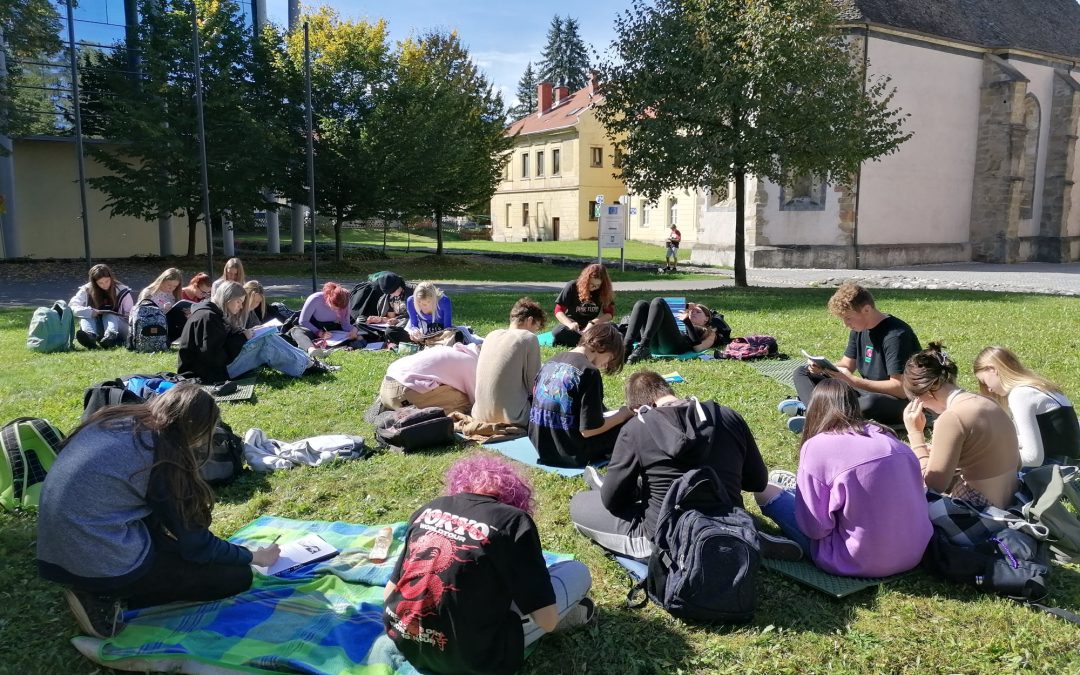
left=506, top=84, right=601, bottom=137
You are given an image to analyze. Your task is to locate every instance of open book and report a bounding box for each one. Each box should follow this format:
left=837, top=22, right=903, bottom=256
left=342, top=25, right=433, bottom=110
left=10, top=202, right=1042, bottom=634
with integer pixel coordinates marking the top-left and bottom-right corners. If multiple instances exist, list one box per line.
left=801, top=349, right=839, bottom=372
left=253, top=533, right=339, bottom=576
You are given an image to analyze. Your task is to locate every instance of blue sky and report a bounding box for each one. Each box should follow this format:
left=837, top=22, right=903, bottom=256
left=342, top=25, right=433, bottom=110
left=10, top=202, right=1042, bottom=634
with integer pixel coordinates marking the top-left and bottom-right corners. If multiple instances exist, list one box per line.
left=263, top=1, right=631, bottom=106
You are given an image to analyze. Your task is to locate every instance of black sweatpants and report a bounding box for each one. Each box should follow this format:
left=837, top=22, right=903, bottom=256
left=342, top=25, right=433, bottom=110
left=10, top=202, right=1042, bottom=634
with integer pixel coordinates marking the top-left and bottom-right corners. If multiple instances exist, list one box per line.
left=624, top=298, right=691, bottom=355
left=108, top=548, right=253, bottom=610
left=552, top=324, right=584, bottom=348
left=792, top=365, right=907, bottom=426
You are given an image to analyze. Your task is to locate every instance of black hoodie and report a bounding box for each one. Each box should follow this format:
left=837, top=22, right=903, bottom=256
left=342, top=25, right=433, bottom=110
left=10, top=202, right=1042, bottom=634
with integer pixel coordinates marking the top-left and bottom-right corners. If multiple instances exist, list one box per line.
left=177, top=301, right=247, bottom=383
left=349, top=272, right=409, bottom=321
left=600, top=399, right=768, bottom=537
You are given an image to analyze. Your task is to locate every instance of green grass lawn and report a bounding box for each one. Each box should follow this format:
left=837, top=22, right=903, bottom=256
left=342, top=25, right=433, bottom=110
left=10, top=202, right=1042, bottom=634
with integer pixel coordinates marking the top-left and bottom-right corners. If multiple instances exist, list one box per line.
left=2, top=287, right=1079, bottom=673
left=237, top=250, right=711, bottom=284
left=235, top=227, right=694, bottom=265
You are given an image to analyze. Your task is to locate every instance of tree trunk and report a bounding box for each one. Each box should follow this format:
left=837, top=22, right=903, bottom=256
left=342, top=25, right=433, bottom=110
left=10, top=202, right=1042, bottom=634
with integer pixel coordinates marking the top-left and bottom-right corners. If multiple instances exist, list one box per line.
left=186, top=210, right=198, bottom=260
left=733, top=170, right=747, bottom=287
left=382, top=218, right=388, bottom=254
left=435, top=207, right=444, bottom=255
left=334, top=213, right=344, bottom=263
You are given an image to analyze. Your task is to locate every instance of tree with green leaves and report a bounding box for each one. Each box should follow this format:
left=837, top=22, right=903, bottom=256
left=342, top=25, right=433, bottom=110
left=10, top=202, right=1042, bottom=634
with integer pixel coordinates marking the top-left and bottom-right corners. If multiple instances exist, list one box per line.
left=79, top=0, right=281, bottom=258
left=276, top=6, right=393, bottom=262
left=379, top=31, right=513, bottom=254
left=508, top=61, right=537, bottom=119
left=537, top=15, right=589, bottom=91
left=0, top=0, right=64, bottom=139
left=595, top=0, right=911, bottom=286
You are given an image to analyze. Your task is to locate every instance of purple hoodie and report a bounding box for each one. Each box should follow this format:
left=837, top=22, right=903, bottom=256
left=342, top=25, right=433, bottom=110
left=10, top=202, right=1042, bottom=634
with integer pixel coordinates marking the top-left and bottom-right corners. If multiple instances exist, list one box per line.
left=795, top=425, right=932, bottom=577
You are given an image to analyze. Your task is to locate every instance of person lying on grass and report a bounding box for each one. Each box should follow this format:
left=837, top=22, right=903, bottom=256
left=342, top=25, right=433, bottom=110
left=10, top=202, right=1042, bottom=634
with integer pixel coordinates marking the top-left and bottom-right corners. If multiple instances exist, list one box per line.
left=756, top=378, right=932, bottom=577
left=622, top=297, right=726, bottom=364
left=384, top=454, right=595, bottom=675
left=36, top=384, right=280, bottom=639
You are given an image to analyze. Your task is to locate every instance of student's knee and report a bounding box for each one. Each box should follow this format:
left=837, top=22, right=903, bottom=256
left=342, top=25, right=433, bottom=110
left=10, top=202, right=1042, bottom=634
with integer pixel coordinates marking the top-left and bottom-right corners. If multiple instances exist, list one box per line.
left=569, top=490, right=603, bottom=524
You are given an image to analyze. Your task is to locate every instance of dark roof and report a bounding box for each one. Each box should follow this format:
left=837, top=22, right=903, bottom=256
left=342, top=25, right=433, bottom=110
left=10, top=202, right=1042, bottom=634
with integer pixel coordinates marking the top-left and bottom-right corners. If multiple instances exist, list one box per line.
left=834, top=0, right=1080, bottom=59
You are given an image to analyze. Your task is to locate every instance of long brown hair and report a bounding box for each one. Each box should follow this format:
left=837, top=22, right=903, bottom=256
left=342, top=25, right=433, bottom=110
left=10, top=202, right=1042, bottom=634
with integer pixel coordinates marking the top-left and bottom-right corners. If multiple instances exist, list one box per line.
left=66, top=383, right=220, bottom=528
left=800, top=379, right=890, bottom=445
left=576, top=263, right=614, bottom=307
left=903, top=341, right=958, bottom=399
left=86, top=263, right=119, bottom=309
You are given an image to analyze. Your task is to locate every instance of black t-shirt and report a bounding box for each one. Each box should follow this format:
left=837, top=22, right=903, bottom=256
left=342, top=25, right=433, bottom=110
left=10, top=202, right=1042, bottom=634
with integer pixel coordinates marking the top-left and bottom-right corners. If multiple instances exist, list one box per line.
left=528, top=351, right=606, bottom=467
left=384, top=494, right=555, bottom=675
left=554, top=280, right=614, bottom=329
left=843, top=314, right=920, bottom=383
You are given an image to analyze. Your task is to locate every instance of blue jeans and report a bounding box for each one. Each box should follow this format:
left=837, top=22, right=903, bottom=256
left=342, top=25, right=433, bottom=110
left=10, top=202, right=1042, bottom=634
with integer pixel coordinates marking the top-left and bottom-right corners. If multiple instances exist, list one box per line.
left=760, top=488, right=814, bottom=556
left=227, top=334, right=310, bottom=379
left=78, top=314, right=128, bottom=341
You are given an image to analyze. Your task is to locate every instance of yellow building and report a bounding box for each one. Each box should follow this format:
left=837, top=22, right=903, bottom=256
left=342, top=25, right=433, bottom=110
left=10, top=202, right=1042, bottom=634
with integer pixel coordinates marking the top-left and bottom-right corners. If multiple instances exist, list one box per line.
left=626, top=190, right=700, bottom=249
left=491, top=77, right=626, bottom=242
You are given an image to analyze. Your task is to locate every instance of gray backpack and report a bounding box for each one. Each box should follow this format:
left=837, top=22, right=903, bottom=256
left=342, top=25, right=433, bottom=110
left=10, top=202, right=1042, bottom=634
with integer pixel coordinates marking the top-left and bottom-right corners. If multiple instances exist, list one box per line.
left=26, top=300, right=74, bottom=353
left=129, top=299, right=169, bottom=352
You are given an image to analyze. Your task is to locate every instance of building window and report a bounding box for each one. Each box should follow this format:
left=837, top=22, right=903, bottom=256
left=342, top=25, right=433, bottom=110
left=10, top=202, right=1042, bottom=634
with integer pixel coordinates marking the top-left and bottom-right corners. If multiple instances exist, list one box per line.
left=613, top=147, right=623, bottom=169
left=505, top=204, right=512, bottom=228
left=590, top=147, right=603, bottom=167
left=1020, top=94, right=1040, bottom=220
left=521, top=154, right=530, bottom=178
left=588, top=201, right=599, bottom=221
left=552, top=149, right=561, bottom=175
left=779, top=173, right=826, bottom=211
left=642, top=202, right=652, bottom=226
left=522, top=203, right=530, bottom=228
left=669, top=198, right=678, bottom=226
left=536, top=151, right=545, bottom=177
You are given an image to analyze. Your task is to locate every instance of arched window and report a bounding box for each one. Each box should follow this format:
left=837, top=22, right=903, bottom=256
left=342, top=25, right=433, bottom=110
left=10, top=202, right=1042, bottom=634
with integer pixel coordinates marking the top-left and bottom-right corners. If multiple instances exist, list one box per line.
left=1019, top=94, right=1040, bottom=220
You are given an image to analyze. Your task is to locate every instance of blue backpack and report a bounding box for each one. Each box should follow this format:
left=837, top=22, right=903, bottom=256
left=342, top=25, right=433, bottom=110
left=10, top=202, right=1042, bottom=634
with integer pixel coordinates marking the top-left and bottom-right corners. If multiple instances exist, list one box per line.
left=644, top=467, right=760, bottom=623
left=26, top=300, right=74, bottom=353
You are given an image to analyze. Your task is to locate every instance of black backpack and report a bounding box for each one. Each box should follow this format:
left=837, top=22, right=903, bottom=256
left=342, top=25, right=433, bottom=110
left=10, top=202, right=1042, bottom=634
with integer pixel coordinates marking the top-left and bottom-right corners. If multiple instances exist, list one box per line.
left=642, top=467, right=760, bottom=623
left=374, top=406, right=456, bottom=453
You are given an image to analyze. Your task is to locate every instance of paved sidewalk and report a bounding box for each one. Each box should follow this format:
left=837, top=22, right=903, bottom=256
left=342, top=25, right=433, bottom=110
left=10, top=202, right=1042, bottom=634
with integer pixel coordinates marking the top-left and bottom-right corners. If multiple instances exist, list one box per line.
left=2, top=261, right=1079, bottom=308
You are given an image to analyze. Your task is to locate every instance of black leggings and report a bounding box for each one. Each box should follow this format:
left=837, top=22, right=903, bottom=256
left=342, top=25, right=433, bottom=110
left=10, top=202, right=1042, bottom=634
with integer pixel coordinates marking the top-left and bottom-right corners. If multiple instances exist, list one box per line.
left=103, top=547, right=253, bottom=610
left=552, top=324, right=584, bottom=348
left=792, top=365, right=907, bottom=426
left=625, top=298, right=691, bottom=355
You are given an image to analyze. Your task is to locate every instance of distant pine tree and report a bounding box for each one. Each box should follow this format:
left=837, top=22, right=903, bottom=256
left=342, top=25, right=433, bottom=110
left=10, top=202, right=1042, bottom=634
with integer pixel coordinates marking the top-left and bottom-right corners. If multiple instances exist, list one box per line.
left=537, top=15, right=564, bottom=86
left=538, top=15, right=590, bottom=91
left=508, top=62, right=538, bottom=119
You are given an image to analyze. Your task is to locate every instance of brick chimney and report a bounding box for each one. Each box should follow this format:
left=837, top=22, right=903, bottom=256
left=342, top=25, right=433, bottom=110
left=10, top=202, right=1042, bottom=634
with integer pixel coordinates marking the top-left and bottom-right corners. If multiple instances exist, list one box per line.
left=537, top=81, right=553, bottom=116
left=554, top=85, right=569, bottom=104
left=587, top=71, right=599, bottom=96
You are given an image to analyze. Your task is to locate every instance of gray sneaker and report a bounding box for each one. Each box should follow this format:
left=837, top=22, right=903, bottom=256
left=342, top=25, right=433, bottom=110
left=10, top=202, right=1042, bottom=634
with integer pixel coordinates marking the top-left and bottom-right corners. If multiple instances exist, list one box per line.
left=758, top=531, right=804, bottom=561
left=768, top=469, right=797, bottom=491
left=553, top=597, right=597, bottom=632
left=63, top=589, right=123, bottom=639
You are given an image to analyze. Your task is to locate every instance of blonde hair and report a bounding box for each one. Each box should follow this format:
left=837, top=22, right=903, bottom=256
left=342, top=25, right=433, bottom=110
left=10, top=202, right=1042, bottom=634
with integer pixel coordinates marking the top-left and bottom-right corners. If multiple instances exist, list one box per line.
left=220, top=258, right=246, bottom=286
left=413, top=281, right=443, bottom=310
left=139, top=267, right=183, bottom=303
left=243, top=280, right=266, bottom=318
left=973, top=346, right=1063, bottom=407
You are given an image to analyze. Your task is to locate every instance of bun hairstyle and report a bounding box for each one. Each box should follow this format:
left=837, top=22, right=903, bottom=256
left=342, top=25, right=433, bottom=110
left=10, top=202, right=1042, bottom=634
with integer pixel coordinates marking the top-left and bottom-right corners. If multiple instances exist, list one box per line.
left=903, top=341, right=958, bottom=398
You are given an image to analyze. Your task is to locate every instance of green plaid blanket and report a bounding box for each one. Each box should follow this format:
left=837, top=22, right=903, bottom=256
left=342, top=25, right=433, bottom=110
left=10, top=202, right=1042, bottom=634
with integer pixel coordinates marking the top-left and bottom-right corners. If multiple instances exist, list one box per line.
left=90, top=516, right=571, bottom=674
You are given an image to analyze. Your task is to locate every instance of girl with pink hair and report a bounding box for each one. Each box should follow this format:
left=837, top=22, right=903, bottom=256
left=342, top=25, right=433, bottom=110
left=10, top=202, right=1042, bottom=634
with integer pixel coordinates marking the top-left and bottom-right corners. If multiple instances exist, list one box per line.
left=384, top=454, right=594, bottom=675
left=292, top=281, right=365, bottom=356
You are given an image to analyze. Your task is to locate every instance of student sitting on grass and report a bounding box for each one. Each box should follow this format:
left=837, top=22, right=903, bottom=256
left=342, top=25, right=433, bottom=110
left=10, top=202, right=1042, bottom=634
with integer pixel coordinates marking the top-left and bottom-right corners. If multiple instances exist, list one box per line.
left=786, top=283, right=921, bottom=431
left=243, top=280, right=294, bottom=328
left=291, top=282, right=365, bottom=355
left=622, top=297, right=724, bottom=364
left=756, top=379, right=933, bottom=577
left=177, top=281, right=331, bottom=383
left=384, top=454, right=594, bottom=675
left=903, top=343, right=1020, bottom=509
left=181, top=272, right=212, bottom=302
left=36, top=384, right=281, bottom=639
left=973, top=346, right=1080, bottom=467
left=471, top=298, right=546, bottom=427
left=70, top=263, right=135, bottom=350
left=379, top=342, right=480, bottom=415
left=529, top=322, right=632, bottom=468
left=211, top=257, right=245, bottom=294
left=569, top=371, right=804, bottom=561
left=551, top=264, right=616, bottom=348
left=137, top=267, right=192, bottom=342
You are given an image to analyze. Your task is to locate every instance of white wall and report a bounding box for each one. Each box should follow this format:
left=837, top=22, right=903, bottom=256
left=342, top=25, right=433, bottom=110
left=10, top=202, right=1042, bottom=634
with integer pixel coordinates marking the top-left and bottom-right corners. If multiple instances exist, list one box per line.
left=756, top=180, right=844, bottom=246
left=857, top=37, right=984, bottom=245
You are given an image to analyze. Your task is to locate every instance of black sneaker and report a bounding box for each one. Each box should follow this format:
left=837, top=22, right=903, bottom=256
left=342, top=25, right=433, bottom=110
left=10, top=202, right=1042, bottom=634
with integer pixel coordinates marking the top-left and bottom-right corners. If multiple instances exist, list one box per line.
left=758, top=532, right=804, bottom=561
left=303, top=357, right=341, bottom=376
left=75, top=330, right=100, bottom=350
left=63, top=589, right=124, bottom=638
left=626, top=344, right=652, bottom=365
left=98, top=334, right=122, bottom=349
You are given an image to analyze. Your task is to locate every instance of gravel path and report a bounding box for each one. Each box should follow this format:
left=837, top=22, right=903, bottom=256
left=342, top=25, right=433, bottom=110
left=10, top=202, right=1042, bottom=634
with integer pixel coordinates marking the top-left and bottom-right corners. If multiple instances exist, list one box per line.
left=2, top=259, right=1078, bottom=308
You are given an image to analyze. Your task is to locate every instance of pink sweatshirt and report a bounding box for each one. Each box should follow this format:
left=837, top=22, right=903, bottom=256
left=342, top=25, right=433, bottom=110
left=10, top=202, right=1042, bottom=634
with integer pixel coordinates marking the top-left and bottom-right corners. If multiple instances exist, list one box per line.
left=386, top=343, right=480, bottom=402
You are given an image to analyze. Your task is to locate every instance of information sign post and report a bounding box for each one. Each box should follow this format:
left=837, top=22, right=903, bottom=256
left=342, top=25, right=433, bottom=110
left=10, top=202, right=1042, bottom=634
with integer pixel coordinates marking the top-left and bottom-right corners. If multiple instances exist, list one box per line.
left=598, top=203, right=626, bottom=271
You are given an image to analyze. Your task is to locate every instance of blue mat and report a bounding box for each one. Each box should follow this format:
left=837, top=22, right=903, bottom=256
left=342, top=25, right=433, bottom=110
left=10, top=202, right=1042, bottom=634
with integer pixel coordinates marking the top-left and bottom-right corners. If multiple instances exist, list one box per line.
left=482, top=435, right=603, bottom=477
left=613, top=554, right=649, bottom=582
left=538, top=331, right=555, bottom=347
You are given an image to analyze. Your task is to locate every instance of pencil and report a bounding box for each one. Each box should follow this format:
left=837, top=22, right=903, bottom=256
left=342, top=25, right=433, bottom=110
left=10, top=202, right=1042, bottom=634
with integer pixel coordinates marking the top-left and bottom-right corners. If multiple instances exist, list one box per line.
left=270, top=534, right=281, bottom=545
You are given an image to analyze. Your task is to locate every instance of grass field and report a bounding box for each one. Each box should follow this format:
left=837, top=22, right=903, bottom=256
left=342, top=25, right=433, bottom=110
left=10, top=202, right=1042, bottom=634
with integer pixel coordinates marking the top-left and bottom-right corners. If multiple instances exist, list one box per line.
left=235, top=227, right=693, bottom=265
left=2, top=285, right=1079, bottom=673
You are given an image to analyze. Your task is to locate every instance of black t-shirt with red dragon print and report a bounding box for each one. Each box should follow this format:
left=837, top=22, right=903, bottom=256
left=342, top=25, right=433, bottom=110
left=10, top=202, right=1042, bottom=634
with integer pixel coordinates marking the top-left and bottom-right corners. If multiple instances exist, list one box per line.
left=384, top=493, right=556, bottom=675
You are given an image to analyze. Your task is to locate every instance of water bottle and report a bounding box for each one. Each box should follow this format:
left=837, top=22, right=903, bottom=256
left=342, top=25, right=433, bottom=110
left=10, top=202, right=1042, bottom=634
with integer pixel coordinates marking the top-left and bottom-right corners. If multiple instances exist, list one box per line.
left=369, top=526, right=394, bottom=563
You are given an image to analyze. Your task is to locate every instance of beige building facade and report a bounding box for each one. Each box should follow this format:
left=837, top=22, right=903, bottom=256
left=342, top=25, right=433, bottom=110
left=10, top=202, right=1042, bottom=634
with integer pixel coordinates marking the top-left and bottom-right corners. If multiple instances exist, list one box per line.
left=693, top=1, right=1080, bottom=269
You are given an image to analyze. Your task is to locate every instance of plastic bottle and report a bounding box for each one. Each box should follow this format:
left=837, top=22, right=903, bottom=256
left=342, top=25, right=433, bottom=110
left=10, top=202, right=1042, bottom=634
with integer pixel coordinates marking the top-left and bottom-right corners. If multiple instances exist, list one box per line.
left=369, top=526, right=394, bottom=563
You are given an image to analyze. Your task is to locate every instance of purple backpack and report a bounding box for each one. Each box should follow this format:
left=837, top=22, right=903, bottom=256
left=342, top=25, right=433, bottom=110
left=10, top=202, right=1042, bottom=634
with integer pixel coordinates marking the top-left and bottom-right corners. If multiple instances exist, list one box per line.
left=720, top=335, right=778, bottom=361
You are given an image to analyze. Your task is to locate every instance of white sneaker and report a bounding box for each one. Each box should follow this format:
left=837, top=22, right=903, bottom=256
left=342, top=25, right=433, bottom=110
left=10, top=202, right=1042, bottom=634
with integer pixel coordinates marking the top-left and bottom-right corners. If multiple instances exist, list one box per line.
left=307, top=347, right=331, bottom=359
left=768, top=469, right=798, bottom=491
left=584, top=466, right=604, bottom=491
